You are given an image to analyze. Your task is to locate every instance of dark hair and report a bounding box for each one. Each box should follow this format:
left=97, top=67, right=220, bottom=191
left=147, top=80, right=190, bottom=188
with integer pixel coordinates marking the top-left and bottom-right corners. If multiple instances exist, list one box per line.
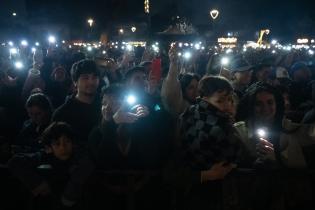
left=236, top=82, right=284, bottom=125
left=124, top=67, right=146, bottom=81
left=71, top=59, right=100, bottom=82
left=236, top=82, right=285, bottom=166
left=179, top=73, right=200, bottom=98
left=198, top=76, right=233, bottom=98
left=101, top=84, right=125, bottom=99
left=25, top=93, right=53, bottom=114
left=40, top=122, right=75, bottom=146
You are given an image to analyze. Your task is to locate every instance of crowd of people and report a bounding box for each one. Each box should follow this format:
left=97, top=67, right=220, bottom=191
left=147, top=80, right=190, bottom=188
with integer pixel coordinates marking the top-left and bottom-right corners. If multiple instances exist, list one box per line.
left=1, top=39, right=315, bottom=209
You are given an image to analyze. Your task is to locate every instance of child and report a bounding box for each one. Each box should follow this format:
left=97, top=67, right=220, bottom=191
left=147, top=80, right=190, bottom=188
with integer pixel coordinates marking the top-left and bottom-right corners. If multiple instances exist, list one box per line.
left=8, top=122, right=94, bottom=209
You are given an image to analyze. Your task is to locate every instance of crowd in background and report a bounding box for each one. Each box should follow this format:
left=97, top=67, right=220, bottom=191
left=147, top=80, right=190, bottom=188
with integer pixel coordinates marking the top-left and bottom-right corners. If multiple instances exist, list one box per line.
left=1, top=39, right=315, bottom=210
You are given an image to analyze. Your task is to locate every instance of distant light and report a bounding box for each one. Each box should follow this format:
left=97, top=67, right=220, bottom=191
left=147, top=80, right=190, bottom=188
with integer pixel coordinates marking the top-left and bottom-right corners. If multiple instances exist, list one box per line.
left=10, top=48, right=18, bottom=54
left=55, top=44, right=58, bottom=47
left=284, top=46, right=292, bottom=51
left=201, top=46, right=205, bottom=50
left=35, top=42, right=40, bottom=46
left=272, top=50, right=276, bottom=54
left=221, top=57, right=229, bottom=66
left=69, top=45, right=72, bottom=49
left=271, top=40, right=277, bottom=45
left=227, top=32, right=232, bottom=37
left=87, top=18, right=94, bottom=27
left=243, top=48, right=247, bottom=52
left=176, top=16, right=180, bottom=19
left=194, top=43, right=201, bottom=50
left=126, top=44, right=133, bottom=51
left=62, top=40, right=65, bottom=44
left=131, top=27, right=137, bottom=32
left=119, top=28, right=124, bottom=34
left=12, top=12, right=17, bottom=16
left=183, top=51, right=191, bottom=60
left=31, top=47, right=36, bottom=53
left=311, top=39, right=315, bottom=44
left=15, top=61, right=24, bottom=69
left=210, top=9, right=220, bottom=20
left=8, top=41, right=14, bottom=46
left=87, top=46, right=92, bottom=51
left=48, top=36, right=56, bottom=44
left=226, top=48, right=233, bottom=54
left=102, top=50, right=106, bottom=54
left=115, top=46, right=118, bottom=49
left=178, top=52, right=182, bottom=56
left=21, top=40, right=28, bottom=46
left=309, top=50, right=314, bottom=55
left=155, top=42, right=159, bottom=45
left=184, top=43, right=189, bottom=47
left=178, top=43, right=183, bottom=48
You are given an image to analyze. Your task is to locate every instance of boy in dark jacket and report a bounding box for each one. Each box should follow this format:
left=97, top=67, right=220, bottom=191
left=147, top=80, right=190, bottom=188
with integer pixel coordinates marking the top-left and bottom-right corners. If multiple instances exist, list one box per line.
left=8, top=122, right=94, bottom=209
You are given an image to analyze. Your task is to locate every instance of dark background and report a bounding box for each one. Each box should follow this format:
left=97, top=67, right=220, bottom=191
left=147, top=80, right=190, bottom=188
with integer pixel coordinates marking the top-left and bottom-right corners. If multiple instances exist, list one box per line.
left=1, top=0, right=315, bottom=41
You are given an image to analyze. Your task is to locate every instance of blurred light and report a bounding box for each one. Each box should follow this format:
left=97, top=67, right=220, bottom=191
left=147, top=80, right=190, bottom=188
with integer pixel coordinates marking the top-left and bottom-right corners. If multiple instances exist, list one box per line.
left=119, top=28, right=124, bottom=34
left=87, top=18, right=94, bottom=27
left=272, top=50, right=276, bottom=54
left=10, top=48, right=18, bottom=54
left=126, top=95, right=137, bottom=105
left=311, top=39, right=315, bottom=44
left=21, top=40, right=28, bottom=46
left=131, top=27, right=137, bottom=32
left=155, top=42, right=159, bottom=45
left=227, top=32, right=232, bottom=37
left=69, top=45, right=72, bottom=49
left=48, top=36, right=56, bottom=44
left=126, top=44, right=133, bottom=51
left=201, top=46, right=205, bottom=50
left=226, top=48, right=233, bottom=54
left=178, top=43, right=183, bottom=48
left=183, top=51, right=191, bottom=59
left=8, top=41, right=14, bottom=46
left=87, top=46, right=92, bottom=51
left=12, top=12, right=17, bottom=16
left=210, top=9, right=219, bottom=20
left=62, top=40, right=65, bottom=44
left=35, top=42, right=40, bottom=46
left=184, top=43, right=189, bottom=47
left=221, top=57, right=229, bottom=66
left=31, top=47, right=36, bottom=53
left=15, top=61, right=24, bottom=69
left=308, top=50, right=314, bottom=55
left=194, top=43, right=201, bottom=50
left=257, top=129, right=266, bottom=138
left=178, top=52, right=182, bottom=56
left=271, top=40, right=277, bottom=45
left=243, top=47, right=247, bottom=52
left=102, top=50, right=106, bottom=54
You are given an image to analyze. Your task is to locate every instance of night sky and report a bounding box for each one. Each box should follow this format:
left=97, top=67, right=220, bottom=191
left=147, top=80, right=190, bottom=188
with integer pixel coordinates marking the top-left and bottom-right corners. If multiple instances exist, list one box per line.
left=2, top=0, right=315, bottom=39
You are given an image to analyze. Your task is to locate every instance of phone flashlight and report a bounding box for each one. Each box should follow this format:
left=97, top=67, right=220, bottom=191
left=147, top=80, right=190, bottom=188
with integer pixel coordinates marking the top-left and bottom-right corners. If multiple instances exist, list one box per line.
left=15, top=61, right=24, bottom=69
left=257, top=128, right=267, bottom=138
left=183, top=51, right=191, bottom=60
left=126, top=95, right=137, bottom=106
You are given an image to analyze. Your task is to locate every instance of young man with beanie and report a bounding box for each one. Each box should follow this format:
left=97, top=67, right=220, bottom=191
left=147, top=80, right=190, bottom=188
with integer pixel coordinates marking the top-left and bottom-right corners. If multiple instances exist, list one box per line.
left=52, top=59, right=101, bottom=146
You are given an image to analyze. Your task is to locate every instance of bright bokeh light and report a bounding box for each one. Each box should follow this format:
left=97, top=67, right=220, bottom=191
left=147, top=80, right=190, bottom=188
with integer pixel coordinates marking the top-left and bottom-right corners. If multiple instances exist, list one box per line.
left=21, top=40, right=28, bottom=46
left=126, top=95, right=137, bottom=105
left=257, top=129, right=266, bottom=138
left=15, top=61, right=24, bottom=69
left=10, top=48, right=18, bottom=54
left=48, top=36, right=56, bottom=43
left=221, top=57, right=229, bottom=66
left=183, top=51, right=192, bottom=60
